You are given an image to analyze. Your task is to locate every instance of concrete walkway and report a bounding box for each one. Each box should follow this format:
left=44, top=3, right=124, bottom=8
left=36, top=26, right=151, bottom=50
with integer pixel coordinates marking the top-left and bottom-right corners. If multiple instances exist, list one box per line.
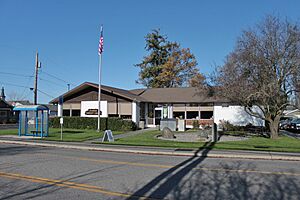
left=114, top=127, right=157, bottom=139
left=84, top=127, right=157, bottom=143
left=0, top=136, right=300, bottom=161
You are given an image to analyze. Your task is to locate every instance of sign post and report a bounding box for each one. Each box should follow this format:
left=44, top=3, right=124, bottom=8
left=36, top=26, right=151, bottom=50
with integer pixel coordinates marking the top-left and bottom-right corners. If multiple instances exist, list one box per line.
left=60, top=117, right=63, bottom=141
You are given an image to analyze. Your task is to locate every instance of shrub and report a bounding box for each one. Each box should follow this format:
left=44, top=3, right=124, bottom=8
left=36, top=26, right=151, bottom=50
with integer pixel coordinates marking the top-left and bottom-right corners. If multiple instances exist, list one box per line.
left=219, top=120, right=244, bottom=131
left=49, top=117, right=137, bottom=131
left=192, top=120, right=199, bottom=130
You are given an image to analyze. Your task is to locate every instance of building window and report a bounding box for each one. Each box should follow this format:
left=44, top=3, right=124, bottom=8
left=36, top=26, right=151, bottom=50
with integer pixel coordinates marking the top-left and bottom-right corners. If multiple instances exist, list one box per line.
left=187, top=111, right=198, bottom=119
left=72, top=110, right=80, bottom=116
left=63, top=110, right=70, bottom=116
left=173, top=111, right=185, bottom=119
left=0, top=111, right=7, bottom=117
left=200, top=111, right=213, bottom=119
left=108, top=114, right=119, bottom=118
left=140, top=103, right=145, bottom=120
left=148, top=104, right=155, bottom=118
left=121, top=115, right=131, bottom=119
left=188, top=103, right=199, bottom=107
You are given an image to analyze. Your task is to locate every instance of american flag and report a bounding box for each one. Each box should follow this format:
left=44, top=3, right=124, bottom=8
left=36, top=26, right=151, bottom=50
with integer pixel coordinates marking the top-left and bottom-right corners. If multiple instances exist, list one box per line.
left=98, top=26, right=104, bottom=55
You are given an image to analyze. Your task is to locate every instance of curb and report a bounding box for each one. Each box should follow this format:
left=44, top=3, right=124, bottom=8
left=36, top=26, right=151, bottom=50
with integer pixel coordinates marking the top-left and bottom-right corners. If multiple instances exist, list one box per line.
left=1, top=139, right=300, bottom=161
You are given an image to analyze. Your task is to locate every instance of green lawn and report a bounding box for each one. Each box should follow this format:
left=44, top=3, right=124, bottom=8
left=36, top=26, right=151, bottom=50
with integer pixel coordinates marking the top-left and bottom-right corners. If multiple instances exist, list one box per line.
left=0, top=129, right=18, bottom=135
left=0, top=128, right=123, bottom=142
left=2, top=128, right=300, bottom=152
left=103, top=130, right=300, bottom=153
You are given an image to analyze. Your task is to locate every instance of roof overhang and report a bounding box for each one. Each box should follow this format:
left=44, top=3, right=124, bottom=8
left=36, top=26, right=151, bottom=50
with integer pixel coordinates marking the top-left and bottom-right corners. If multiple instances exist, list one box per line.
left=50, top=82, right=144, bottom=104
left=13, top=105, right=49, bottom=111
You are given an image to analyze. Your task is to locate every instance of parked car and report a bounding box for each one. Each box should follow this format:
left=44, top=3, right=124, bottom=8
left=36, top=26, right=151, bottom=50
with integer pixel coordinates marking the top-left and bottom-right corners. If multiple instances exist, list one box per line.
left=279, top=117, right=295, bottom=130
left=289, top=118, right=300, bottom=132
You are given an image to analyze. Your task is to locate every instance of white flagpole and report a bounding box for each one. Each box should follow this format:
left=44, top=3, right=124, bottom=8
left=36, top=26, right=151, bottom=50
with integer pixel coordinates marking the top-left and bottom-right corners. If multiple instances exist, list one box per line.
left=97, top=25, right=103, bottom=132
left=97, top=53, right=102, bottom=132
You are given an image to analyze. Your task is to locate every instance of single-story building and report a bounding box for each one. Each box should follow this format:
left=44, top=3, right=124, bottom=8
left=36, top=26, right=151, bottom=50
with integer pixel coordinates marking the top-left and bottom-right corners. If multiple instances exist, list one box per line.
left=0, top=87, right=16, bottom=124
left=50, top=82, right=264, bottom=128
left=8, top=100, right=32, bottom=107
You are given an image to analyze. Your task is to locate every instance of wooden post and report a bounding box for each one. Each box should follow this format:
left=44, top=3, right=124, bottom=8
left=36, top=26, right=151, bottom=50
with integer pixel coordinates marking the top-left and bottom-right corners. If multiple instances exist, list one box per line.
left=33, top=52, right=41, bottom=105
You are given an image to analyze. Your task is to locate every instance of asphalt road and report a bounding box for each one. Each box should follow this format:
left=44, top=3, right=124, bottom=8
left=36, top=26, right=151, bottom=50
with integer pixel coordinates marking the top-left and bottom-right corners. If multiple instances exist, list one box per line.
left=0, top=143, right=300, bottom=200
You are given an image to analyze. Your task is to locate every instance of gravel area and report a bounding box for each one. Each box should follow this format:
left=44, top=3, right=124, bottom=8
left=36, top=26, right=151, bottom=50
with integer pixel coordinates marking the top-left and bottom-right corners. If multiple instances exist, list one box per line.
left=157, top=133, right=206, bottom=142
left=157, top=132, right=249, bottom=142
left=218, top=135, right=249, bottom=142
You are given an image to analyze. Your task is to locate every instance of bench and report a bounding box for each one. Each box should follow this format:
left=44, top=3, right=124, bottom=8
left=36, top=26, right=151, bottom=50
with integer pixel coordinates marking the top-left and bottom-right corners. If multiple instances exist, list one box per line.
left=30, top=130, right=43, bottom=135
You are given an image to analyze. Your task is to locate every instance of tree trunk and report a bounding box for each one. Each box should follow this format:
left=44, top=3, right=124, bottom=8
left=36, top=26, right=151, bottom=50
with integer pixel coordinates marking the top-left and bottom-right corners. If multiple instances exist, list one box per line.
left=268, top=117, right=280, bottom=139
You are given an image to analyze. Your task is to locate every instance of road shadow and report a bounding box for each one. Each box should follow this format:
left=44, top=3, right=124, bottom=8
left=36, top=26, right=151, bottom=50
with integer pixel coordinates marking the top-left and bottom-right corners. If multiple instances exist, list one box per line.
left=0, top=142, right=214, bottom=199
left=0, top=153, right=155, bottom=199
left=0, top=145, right=51, bottom=157
left=168, top=161, right=300, bottom=200
left=1, top=142, right=300, bottom=200
left=125, top=142, right=215, bottom=199
left=124, top=142, right=300, bottom=200
left=51, top=130, right=84, bottom=134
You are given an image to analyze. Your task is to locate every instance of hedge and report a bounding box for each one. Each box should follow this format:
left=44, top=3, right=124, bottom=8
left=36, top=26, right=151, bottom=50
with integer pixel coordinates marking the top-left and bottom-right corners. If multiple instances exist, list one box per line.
left=49, top=117, right=137, bottom=131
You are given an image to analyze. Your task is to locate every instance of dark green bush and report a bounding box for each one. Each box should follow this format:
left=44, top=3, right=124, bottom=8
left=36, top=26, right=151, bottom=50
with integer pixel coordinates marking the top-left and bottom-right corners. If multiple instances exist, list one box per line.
left=49, top=117, right=137, bottom=131
left=192, top=120, right=200, bottom=130
left=220, top=120, right=244, bottom=131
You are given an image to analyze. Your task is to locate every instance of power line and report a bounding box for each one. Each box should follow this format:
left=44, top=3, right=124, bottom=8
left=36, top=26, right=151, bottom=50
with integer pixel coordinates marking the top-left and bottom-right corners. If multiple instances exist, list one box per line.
left=40, top=70, right=76, bottom=86
left=37, top=89, right=56, bottom=99
left=0, top=81, right=30, bottom=88
left=0, top=81, right=56, bottom=99
left=20, top=75, right=34, bottom=100
left=39, top=78, right=67, bottom=89
left=0, top=71, right=33, bottom=78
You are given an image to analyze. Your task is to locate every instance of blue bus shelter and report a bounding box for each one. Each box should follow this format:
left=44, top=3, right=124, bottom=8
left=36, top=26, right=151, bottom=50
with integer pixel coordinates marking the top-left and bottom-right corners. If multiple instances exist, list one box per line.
left=13, top=105, right=49, bottom=137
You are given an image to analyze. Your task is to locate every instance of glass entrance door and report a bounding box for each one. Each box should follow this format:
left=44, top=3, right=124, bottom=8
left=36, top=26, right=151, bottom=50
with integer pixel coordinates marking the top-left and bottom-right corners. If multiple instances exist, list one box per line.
left=154, top=108, right=162, bottom=125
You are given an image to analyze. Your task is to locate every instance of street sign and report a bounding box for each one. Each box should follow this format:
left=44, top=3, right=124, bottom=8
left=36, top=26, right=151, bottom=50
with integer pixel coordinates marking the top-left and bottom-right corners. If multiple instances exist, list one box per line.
left=102, top=130, right=114, bottom=142
left=60, top=117, right=64, bottom=124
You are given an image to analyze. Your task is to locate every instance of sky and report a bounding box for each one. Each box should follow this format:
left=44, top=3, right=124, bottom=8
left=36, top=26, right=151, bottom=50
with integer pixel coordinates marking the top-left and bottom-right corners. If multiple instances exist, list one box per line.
left=0, top=0, right=299, bottom=104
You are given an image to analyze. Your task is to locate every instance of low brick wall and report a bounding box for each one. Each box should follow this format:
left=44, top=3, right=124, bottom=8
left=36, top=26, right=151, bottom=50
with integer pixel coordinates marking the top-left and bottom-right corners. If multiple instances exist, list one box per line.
left=185, top=119, right=213, bottom=126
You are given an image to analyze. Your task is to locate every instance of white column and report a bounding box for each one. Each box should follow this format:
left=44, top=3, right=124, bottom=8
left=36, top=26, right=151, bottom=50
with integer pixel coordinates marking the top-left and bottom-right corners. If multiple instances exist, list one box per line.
left=58, top=104, right=62, bottom=117
left=70, top=104, right=72, bottom=117
left=168, top=105, right=173, bottom=118
left=131, top=102, right=140, bottom=124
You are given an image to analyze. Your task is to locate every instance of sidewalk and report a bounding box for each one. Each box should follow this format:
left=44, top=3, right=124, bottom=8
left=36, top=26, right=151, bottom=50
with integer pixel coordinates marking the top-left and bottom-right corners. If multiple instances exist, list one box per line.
left=1, top=135, right=300, bottom=161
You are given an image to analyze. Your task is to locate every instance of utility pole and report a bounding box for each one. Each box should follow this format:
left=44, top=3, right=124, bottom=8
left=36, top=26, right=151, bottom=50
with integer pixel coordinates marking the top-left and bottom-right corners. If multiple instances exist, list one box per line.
left=33, top=51, right=41, bottom=105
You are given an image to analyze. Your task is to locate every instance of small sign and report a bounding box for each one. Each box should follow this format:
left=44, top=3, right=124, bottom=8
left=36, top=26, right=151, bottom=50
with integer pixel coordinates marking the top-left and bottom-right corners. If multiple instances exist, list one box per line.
left=60, top=117, right=64, bottom=125
left=102, top=130, right=114, bottom=142
left=85, top=109, right=102, bottom=115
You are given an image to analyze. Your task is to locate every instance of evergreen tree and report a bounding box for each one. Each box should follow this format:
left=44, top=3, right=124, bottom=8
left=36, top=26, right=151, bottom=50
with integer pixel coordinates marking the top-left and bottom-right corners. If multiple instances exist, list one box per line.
left=136, top=29, right=204, bottom=88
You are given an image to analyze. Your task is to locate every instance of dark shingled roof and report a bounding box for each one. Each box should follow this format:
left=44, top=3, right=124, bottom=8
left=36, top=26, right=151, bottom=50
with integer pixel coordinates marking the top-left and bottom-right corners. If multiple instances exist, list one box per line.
left=50, top=82, right=145, bottom=103
left=130, top=87, right=225, bottom=103
left=50, top=82, right=227, bottom=104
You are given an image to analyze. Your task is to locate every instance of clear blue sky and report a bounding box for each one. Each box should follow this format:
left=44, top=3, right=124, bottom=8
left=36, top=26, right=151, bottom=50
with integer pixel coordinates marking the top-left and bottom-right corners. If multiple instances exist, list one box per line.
left=0, top=0, right=299, bottom=103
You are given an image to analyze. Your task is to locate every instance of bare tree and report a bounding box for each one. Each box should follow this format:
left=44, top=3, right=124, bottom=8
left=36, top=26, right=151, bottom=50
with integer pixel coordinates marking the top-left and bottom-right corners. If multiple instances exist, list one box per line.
left=214, top=16, right=300, bottom=139
left=7, top=91, right=26, bottom=101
